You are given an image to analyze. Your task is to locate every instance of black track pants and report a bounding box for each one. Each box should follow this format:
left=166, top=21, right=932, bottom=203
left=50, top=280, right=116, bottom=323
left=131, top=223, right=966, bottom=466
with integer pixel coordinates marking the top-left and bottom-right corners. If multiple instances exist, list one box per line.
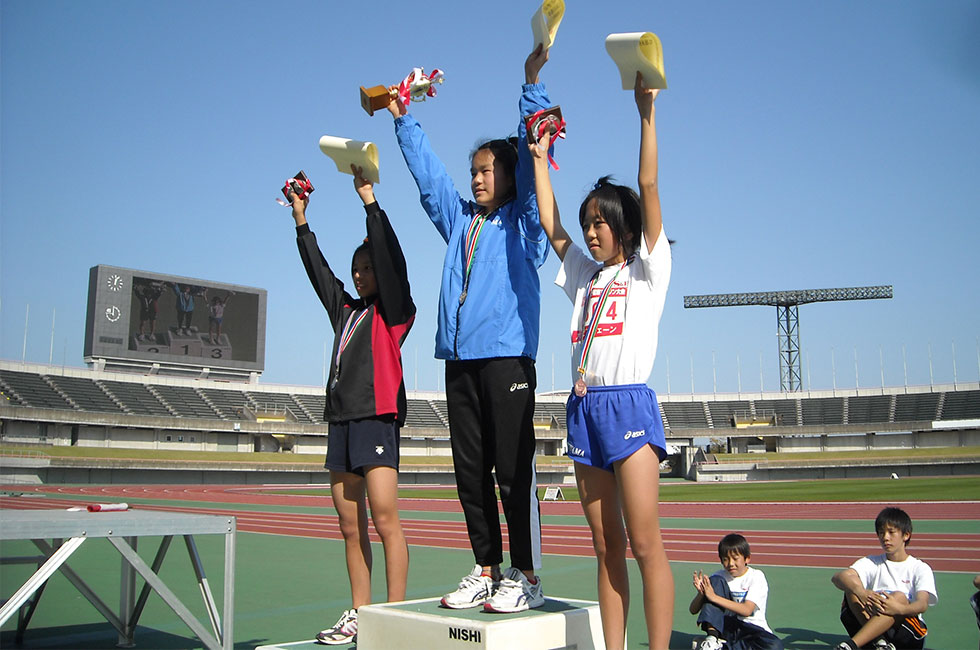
left=445, top=357, right=541, bottom=571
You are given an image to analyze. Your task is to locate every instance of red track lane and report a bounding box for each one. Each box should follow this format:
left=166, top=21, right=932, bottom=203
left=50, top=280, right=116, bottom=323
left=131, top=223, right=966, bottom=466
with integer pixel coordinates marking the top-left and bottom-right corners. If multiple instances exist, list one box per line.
left=3, top=494, right=976, bottom=573
left=5, top=484, right=978, bottom=520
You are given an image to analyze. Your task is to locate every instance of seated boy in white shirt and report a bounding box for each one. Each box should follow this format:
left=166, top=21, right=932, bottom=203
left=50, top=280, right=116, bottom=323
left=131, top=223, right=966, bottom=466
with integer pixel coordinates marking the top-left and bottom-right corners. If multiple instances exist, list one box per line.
left=690, top=533, right=784, bottom=650
left=831, top=507, right=938, bottom=650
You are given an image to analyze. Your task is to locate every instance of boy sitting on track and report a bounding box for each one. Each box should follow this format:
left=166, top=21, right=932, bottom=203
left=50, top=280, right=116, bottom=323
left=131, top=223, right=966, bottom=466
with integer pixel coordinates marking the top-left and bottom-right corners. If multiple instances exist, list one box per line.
left=831, top=507, right=938, bottom=650
left=689, top=533, right=783, bottom=650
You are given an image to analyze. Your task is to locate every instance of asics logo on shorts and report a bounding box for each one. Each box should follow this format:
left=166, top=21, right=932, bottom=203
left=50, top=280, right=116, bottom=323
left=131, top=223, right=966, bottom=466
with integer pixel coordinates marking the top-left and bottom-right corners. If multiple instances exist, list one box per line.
left=509, top=382, right=529, bottom=392
left=624, top=429, right=646, bottom=440
left=568, top=444, right=585, bottom=457
left=375, top=445, right=384, bottom=455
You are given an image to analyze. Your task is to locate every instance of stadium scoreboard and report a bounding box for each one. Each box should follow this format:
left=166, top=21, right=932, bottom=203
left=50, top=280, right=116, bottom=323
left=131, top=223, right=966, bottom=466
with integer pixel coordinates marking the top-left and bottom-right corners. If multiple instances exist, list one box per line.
left=84, top=265, right=267, bottom=377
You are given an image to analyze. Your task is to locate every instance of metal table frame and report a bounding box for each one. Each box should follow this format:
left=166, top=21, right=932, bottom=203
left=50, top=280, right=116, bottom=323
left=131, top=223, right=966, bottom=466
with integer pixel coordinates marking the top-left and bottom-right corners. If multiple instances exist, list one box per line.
left=0, top=509, right=235, bottom=650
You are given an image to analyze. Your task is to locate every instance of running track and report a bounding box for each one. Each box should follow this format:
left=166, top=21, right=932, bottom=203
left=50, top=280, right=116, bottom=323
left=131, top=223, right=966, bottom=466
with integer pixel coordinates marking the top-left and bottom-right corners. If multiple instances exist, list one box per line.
left=2, top=485, right=977, bottom=574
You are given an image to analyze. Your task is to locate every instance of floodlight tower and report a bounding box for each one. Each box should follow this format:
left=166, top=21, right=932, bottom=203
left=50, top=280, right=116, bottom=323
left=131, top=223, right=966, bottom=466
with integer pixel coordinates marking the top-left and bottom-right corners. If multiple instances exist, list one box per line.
left=683, top=286, right=893, bottom=392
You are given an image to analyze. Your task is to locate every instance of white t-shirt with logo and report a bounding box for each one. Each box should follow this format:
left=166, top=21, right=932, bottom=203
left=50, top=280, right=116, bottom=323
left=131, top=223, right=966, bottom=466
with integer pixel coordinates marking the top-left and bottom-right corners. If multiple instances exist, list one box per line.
left=555, top=227, right=671, bottom=387
left=850, top=553, right=938, bottom=619
left=710, top=566, right=773, bottom=633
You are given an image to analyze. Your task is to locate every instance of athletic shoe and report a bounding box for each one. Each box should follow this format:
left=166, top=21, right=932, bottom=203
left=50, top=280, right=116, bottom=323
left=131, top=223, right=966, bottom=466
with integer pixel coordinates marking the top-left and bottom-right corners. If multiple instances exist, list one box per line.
left=315, top=608, right=357, bottom=645
left=834, top=642, right=858, bottom=650
left=872, top=640, right=896, bottom=650
left=484, top=567, right=545, bottom=613
left=696, top=635, right=724, bottom=650
left=441, top=565, right=495, bottom=609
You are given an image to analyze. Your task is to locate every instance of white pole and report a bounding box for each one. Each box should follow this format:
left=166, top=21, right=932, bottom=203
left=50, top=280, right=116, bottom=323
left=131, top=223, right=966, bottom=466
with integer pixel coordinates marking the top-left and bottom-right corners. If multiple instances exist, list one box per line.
left=976, top=336, right=980, bottom=382
left=22, top=304, right=30, bottom=363
left=928, top=342, right=934, bottom=386
left=854, top=347, right=859, bottom=388
left=49, top=308, right=57, bottom=364
left=689, top=353, right=695, bottom=394
left=737, top=352, right=742, bottom=394
left=711, top=350, right=717, bottom=394
left=951, top=340, right=957, bottom=387
left=831, top=347, right=837, bottom=390
left=879, top=345, right=885, bottom=389
left=806, top=351, right=811, bottom=391
left=759, top=351, right=764, bottom=392
left=902, top=344, right=908, bottom=387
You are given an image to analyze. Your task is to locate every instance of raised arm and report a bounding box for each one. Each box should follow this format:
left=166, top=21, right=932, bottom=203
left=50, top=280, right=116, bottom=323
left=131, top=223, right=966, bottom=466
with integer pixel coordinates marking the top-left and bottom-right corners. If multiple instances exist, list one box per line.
left=388, top=88, right=463, bottom=243
left=353, top=165, right=416, bottom=326
left=528, top=132, right=571, bottom=260
left=291, top=189, right=349, bottom=327
left=515, top=46, right=553, bottom=265
left=635, top=72, right=663, bottom=252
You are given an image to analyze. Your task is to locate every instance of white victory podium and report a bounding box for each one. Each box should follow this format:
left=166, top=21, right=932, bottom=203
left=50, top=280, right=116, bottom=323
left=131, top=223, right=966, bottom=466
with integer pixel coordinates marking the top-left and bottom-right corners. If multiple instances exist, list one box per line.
left=257, top=596, right=612, bottom=650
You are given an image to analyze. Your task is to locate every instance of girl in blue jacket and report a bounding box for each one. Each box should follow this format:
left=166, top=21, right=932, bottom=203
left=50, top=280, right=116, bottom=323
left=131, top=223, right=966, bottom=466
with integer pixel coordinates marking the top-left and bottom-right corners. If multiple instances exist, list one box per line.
left=386, top=44, right=551, bottom=613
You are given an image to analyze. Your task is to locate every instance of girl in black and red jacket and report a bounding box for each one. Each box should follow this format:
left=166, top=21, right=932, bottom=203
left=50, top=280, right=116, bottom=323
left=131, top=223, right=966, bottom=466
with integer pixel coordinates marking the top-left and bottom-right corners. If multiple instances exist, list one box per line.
left=289, top=165, right=414, bottom=646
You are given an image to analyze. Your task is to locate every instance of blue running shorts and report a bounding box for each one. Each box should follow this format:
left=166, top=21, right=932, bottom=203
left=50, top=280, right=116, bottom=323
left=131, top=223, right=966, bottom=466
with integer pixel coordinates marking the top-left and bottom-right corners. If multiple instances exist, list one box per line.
left=326, top=416, right=400, bottom=476
left=565, top=384, right=667, bottom=472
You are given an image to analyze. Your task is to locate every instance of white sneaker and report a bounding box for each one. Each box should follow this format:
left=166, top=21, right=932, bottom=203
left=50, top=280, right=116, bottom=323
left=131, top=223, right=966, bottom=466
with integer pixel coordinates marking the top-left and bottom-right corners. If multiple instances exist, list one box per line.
left=315, top=608, right=357, bottom=645
left=484, top=567, right=544, bottom=613
left=872, top=640, right=896, bottom=650
left=696, top=635, right=724, bottom=650
left=441, top=565, right=495, bottom=609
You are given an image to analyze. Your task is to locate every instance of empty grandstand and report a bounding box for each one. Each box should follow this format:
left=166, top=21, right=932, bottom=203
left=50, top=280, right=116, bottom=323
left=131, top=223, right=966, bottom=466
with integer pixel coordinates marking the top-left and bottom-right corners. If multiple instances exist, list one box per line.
left=3, top=358, right=978, bottom=485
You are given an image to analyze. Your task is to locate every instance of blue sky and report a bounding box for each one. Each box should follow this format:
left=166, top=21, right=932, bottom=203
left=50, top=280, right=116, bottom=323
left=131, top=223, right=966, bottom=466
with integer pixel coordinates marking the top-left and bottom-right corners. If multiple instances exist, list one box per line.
left=2, top=0, right=978, bottom=393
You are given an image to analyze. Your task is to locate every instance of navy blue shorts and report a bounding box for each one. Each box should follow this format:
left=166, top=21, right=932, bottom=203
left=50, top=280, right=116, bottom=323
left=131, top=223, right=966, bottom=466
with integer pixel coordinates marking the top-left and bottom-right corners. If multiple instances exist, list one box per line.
left=565, top=384, right=667, bottom=472
left=326, top=416, right=400, bottom=476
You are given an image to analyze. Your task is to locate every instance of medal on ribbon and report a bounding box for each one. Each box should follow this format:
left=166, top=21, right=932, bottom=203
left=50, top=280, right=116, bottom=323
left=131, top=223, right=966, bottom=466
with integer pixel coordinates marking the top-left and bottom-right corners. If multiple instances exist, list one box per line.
left=458, top=210, right=488, bottom=306
left=331, top=307, right=369, bottom=388
left=574, top=257, right=632, bottom=396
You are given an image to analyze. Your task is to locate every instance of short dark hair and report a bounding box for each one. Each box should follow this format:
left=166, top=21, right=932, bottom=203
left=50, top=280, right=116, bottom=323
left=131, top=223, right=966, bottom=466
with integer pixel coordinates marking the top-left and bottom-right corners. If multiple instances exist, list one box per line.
left=351, top=238, right=370, bottom=270
left=578, top=176, right=642, bottom=258
left=874, top=507, right=913, bottom=546
left=718, top=533, right=751, bottom=560
left=471, top=137, right=519, bottom=204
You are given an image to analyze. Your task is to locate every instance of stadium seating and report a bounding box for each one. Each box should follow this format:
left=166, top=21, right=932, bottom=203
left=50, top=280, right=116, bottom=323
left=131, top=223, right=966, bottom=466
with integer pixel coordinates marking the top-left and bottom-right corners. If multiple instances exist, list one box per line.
left=2, top=365, right=977, bottom=435
left=894, top=392, right=941, bottom=422
left=939, top=389, right=980, bottom=420
left=47, top=376, right=121, bottom=414
left=100, top=380, right=174, bottom=417
left=0, top=370, right=73, bottom=410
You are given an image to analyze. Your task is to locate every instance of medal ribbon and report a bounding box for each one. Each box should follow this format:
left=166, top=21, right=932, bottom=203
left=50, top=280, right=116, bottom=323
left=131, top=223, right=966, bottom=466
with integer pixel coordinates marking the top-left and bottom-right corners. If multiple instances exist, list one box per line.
left=458, top=211, right=489, bottom=305
left=463, top=211, right=489, bottom=281
left=335, top=308, right=370, bottom=372
left=576, top=257, right=631, bottom=377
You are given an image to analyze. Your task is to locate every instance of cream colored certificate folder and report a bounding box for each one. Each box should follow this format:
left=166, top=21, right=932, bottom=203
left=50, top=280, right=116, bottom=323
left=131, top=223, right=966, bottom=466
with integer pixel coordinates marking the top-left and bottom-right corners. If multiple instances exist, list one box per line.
left=531, top=0, right=564, bottom=49
left=318, top=136, right=380, bottom=184
left=605, top=32, right=667, bottom=90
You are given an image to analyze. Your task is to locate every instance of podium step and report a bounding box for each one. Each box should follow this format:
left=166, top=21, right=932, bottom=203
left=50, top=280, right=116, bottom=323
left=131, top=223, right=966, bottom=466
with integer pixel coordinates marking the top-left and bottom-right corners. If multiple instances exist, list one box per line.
left=256, top=596, right=610, bottom=650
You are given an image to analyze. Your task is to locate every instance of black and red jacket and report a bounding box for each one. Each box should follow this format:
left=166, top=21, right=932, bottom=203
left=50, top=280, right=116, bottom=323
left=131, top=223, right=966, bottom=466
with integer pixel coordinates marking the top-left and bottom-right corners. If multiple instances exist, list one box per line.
left=296, top=201, right=415, bottom=424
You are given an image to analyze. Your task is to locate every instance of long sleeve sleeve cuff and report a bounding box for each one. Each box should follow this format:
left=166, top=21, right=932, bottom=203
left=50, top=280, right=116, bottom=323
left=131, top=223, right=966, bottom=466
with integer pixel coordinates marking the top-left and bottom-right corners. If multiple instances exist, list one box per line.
left=295, top=223, right=311, bottom=236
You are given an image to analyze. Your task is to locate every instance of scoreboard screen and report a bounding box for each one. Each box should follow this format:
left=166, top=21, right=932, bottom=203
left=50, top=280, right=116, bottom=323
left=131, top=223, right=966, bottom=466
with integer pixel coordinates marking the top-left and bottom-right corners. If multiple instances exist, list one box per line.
left=84, top=265, right=266, bottom=373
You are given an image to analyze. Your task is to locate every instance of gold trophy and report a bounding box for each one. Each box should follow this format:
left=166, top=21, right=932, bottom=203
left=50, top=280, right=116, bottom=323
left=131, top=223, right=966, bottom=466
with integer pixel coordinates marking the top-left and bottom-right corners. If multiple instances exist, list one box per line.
left=360, top=67, right=445, bottom=116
